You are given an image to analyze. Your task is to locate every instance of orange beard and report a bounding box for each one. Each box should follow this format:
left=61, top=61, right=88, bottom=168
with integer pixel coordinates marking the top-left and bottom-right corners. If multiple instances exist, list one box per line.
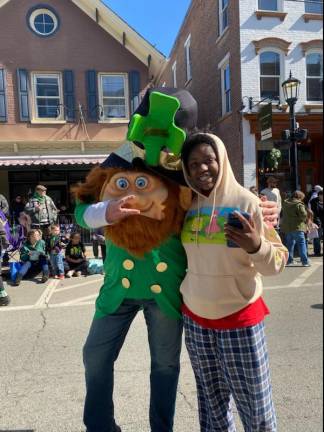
left=104, top=185, right=185, bottom=257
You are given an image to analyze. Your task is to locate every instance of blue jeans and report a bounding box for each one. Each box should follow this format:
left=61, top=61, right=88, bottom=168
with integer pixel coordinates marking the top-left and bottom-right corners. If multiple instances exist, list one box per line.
left=50, top=252, right=64, bottom=276
left=285, top=231, right=309, bottom=265
left=83, top=299, right=183, bottom=432
left=19, top=256, right=49, bottom=277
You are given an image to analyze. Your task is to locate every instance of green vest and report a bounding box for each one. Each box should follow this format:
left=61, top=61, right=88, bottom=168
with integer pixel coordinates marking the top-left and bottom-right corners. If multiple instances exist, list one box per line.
left=75, top=203, right=187, bottom=320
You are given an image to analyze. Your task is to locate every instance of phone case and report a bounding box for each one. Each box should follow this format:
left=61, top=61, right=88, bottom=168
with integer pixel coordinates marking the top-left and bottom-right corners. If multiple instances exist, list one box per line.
left=227, top=211, right=250, bottom=248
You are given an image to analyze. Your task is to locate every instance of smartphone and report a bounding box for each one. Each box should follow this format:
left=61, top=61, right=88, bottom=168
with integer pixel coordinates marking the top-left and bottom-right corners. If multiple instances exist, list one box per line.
left=226, top=211, right=251, bottom=248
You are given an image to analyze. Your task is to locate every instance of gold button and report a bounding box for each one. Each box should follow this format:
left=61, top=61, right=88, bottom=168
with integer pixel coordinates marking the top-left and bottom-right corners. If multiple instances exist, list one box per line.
left=150, top=284, right=162, bottom=294
left=156, top=262, right=168, bottom=273
left=123, top=259, right=135, bottom=270
left=122, top=278, right=131, bottom=289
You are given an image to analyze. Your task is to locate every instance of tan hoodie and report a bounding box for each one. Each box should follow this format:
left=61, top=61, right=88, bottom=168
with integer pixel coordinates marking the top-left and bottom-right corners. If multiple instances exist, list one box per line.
left=180, top=133, right=287, bottom=319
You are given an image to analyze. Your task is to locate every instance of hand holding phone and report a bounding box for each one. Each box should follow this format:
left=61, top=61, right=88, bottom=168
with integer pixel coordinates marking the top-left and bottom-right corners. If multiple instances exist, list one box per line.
left=225, top=211, right=261, bottom=253
left=226, top=211, right=251, bottom=248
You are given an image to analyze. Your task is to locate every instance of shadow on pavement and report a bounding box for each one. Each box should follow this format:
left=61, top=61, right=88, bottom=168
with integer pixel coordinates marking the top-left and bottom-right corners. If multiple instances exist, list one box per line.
left=311, top=304, right=323, bottom=310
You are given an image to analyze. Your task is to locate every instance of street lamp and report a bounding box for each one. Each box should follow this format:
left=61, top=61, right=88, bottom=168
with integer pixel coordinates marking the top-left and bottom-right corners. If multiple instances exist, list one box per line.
left=282, top=71, right=301, bottom=191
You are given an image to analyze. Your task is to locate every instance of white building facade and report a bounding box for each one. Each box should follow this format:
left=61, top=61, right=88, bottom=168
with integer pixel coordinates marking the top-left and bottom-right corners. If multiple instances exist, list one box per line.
left=239, top=0, right=323, bottom=191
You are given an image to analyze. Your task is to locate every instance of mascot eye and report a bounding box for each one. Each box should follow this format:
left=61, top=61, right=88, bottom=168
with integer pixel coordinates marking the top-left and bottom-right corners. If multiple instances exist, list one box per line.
left=135, top=176, right=149, bottom=189
left=116, top=177, right=130, bottom=190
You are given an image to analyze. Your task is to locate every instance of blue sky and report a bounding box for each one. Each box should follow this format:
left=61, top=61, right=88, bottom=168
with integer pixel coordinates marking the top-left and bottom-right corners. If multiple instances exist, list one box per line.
left=102, top=0, right=191, bottom=56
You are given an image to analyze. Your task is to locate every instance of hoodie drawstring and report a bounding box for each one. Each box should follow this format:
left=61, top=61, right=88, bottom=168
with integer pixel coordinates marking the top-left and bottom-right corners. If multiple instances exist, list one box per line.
left=195, top=195, right=200, bottom=246
left=206, top=188, right=217, bottom=238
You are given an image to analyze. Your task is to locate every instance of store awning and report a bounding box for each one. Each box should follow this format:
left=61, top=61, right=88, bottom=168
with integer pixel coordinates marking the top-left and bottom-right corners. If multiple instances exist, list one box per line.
left=0, top=155, right=107, bottom=167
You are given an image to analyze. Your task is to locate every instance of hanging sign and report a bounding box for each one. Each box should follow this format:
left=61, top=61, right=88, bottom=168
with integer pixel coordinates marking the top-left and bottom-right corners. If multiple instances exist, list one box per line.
left=258, top=103, right=272, bottom=141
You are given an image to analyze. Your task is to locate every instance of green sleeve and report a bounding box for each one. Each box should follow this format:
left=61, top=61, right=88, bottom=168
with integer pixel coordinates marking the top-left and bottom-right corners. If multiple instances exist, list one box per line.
left=20, top=244, right=30, bottom=262
left=74, top=202, right=92, bottom=229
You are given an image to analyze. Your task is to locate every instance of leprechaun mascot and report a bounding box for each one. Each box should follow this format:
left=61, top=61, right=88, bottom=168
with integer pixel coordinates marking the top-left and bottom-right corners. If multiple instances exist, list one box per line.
left=74, top=88, right=198, bottom=432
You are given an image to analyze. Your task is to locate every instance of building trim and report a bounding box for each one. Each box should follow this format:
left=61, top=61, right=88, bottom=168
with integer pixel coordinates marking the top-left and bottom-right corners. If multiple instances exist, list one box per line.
left=252, top=37, right=291, bottom=55
left=302, top=13, right=323, bottom=23
left=254, top=11, right=287, bottom=21
left=300, top=39, right=323, bottom=55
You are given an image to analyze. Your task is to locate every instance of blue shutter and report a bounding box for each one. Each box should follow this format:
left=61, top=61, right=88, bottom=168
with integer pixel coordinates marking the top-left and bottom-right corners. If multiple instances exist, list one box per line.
left=86, top=70, right=98, bottom=121
left=0, top=69, right=7, bottom=122
left=129, top=70, right=140, bottom=114
left=63, top=70, right=75, bottom=121
left=17, top=69, right=30, bottom=121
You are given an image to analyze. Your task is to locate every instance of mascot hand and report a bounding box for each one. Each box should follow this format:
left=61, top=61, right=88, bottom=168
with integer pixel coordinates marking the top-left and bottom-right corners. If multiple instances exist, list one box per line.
left=105, top=195, right=141, bottom=224
left=259, top=196, right=279, bottom=227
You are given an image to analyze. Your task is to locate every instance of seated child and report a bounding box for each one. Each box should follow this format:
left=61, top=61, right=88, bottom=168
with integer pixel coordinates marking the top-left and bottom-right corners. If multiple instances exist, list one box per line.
left=64, top=232, right=88, bottom=277
left=46, top=224, right=68, bottom=280
left=15, top=229, right=49, bottom=285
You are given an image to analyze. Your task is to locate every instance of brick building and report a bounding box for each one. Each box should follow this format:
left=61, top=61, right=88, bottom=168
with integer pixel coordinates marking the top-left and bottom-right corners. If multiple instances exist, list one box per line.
left=159, top=0, right=323, bottom=192
left=0, top=0, right=165, bottom=205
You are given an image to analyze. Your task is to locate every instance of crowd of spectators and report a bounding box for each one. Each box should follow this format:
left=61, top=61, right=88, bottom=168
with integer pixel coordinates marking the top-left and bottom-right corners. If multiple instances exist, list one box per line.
left=249, top=179, right=323, bottom=266
left=0, top=185, right=100, bottom=306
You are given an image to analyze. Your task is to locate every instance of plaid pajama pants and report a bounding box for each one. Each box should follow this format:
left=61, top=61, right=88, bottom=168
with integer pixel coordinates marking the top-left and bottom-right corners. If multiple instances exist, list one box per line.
left=184, top=316, right=277, bottom=432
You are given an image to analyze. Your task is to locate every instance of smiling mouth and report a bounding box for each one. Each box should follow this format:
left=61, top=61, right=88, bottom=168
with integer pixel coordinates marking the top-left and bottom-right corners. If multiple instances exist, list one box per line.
left=138, top=202, right=154, bottom=213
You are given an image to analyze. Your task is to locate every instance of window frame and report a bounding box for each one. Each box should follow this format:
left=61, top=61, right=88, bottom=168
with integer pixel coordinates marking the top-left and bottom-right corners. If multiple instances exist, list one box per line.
left=30, top=71, right=65, bottom=123
left=98, top=72, right=130, bottom=123
left=172, top=61, right=177, bottom=87
left=305, top=0, right=323, bottom=14
left=218, top=53, right=231, bottom=116
left=184, top=35, right=192, bottom=83
left=305, top=49, right=323, bottom=103
left=219, top=0, right=229, bottom=35
left=27, top=6, right=60, bottom=37
left=259, top=48, right=285, bottom=103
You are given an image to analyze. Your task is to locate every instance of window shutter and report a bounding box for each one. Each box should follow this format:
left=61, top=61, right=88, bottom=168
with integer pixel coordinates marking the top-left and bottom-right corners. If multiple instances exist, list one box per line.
left=0, top=69, right=7, bottom=122
left=63, top=70, right=75, bottom=121
left=17, top=69, right=30, bottom=121
left=129, top=70, right=140, bottom=114
left=86, top=70, right=98, bottom=121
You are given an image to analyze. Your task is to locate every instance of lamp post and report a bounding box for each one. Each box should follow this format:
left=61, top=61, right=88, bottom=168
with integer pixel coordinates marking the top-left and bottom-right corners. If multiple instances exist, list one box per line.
left=281, top=71, right=301, bottom=192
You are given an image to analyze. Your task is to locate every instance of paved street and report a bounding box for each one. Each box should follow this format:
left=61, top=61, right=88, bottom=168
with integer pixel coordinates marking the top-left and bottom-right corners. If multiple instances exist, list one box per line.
left=0, top=257, right=322, bottom=432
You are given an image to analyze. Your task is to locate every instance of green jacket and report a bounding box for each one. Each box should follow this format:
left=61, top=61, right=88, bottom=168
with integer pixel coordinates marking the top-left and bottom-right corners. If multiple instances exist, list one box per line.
left=75, top=203, right=187, bottom=319
left=20, top=239, right=47, bottom=262
left=281, top=198, right=307, bottom=233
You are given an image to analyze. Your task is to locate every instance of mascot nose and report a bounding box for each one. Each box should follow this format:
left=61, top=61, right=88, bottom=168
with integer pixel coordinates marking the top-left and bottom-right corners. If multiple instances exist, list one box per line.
left=123, top=195, right=149, bottom=210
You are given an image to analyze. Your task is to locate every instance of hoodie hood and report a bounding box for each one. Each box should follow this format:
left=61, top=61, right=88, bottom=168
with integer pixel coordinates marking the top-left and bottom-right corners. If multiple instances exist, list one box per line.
left=182, top=133, right=243, bottom=199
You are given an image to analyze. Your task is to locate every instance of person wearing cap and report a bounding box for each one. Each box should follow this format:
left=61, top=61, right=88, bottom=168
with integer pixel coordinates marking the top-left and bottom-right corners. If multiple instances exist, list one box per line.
left=308, top=184, right=323, bottom=209
left=24, top=185, right=58, bottom=237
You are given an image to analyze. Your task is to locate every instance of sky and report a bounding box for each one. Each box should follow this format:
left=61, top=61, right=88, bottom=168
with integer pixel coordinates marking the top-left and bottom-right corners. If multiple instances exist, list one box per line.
left=102, top=0, right=191, bottom=57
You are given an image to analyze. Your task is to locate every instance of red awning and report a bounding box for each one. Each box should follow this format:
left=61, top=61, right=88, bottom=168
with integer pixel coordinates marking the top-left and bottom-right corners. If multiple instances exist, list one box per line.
left=0, top=156, right=106, bottom=167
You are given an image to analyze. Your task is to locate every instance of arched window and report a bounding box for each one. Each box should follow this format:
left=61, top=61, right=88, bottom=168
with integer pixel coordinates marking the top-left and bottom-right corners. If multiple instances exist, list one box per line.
left=260, top=51, right=281, bottom=100
left=306, top=52, right=323, bottom=101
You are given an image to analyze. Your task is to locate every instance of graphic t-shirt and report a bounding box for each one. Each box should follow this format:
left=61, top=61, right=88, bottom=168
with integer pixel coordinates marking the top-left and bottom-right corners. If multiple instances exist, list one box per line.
left=65, top=242, right=85, bottom=260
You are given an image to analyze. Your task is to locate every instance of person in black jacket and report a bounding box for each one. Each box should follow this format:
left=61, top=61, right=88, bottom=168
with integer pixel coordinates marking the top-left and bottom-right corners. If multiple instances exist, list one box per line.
left=64, top=232, right=88, bottom=277
left=310, top=190, right=323, bottom=256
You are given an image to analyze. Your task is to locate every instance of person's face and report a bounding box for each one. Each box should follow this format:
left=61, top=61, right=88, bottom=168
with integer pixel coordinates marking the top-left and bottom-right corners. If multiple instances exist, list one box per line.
left=36, top=188, right=46, bottom=195
left=319, top=193, right=323, bottom=203
left=267, top=179, right=277, bottom=189
left=72, top=234, right=81, bottom=244
left=187, top=143, right=219, bottom=194
left=30, top=232, right=40, bottom=244
left=15, top=196, right=22, bottom=202
left=51, top=226, right=60, bottom=236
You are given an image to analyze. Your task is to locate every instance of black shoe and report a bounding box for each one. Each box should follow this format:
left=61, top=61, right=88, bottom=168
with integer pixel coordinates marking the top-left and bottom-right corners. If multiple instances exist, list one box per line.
left=41, top=273, right=49, bottom=283
left=0, top=295, right=10, bottom=306
left=14, top=273, right=23, bottom=286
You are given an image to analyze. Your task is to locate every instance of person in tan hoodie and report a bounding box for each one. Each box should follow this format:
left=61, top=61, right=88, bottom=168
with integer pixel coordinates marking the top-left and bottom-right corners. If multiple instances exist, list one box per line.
left=180, top=132, right=288, bottom=432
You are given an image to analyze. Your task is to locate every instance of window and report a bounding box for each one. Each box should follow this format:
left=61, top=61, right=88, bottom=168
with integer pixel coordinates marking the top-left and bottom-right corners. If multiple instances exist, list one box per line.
left=99, top=74, right=129, bottom=121
left=28, top=7, right=59, bottom=37
left=219, top=55, right=231, bottom=115
left=305, top=0, right=323, bottom=14
left=31, top=72, right=63, bottom=121
left=219, top=0, right=229, bottom=34
left=172, top=61, right=177, bottom=87
left=258, top=0, right=278, bottom=11
left=260, top=51, right=281, bottom=100
left=306, top=52, right=323, bottom=101
left=184, top=35, right=192, bottom=82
